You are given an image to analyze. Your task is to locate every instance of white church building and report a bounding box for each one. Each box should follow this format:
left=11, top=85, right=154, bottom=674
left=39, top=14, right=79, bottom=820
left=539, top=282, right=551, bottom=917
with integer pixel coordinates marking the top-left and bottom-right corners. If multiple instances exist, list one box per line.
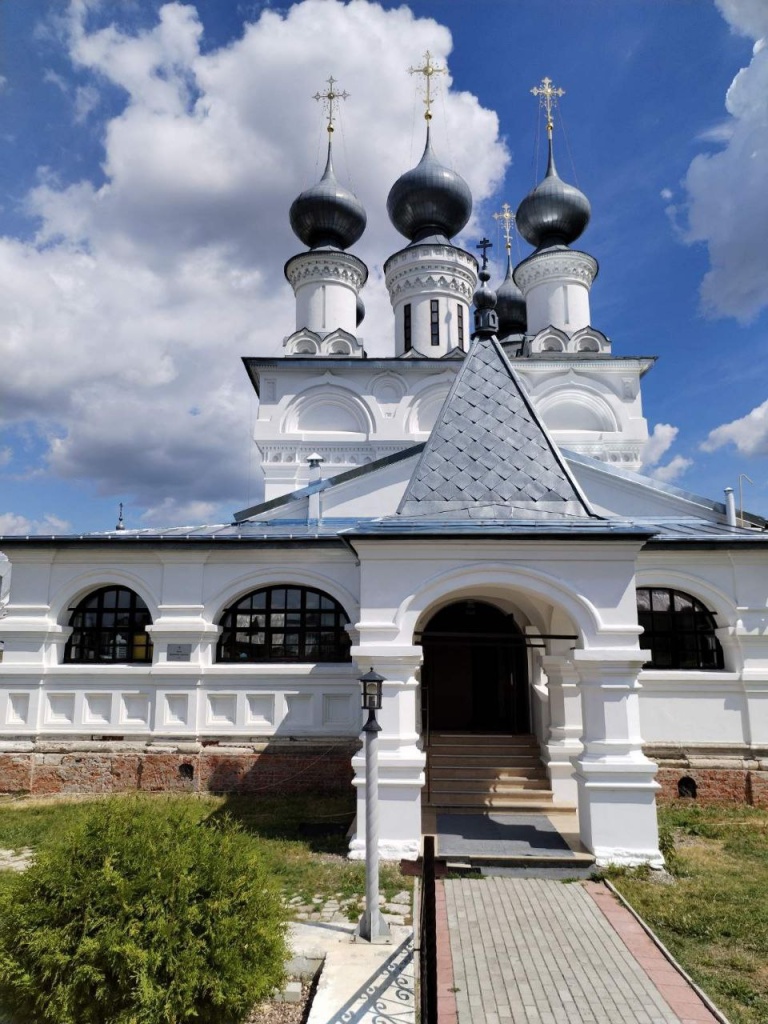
left=1, top=73, right=767, bottom=867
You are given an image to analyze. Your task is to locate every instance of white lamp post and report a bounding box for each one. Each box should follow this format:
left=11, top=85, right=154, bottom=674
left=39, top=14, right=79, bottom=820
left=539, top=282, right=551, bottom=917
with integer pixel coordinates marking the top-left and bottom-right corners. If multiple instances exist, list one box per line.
left=354, top=668, right=391, bottom=944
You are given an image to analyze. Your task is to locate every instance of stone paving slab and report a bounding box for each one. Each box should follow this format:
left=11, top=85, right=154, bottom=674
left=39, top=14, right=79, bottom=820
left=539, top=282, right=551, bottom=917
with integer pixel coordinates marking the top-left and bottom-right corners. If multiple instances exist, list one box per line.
left=437, top=814, right=575, bottom=859
left=297, top=920, right=414, bottom=1024
left=443, top=878, right=702, bottom=1024
left=291, top=889, right=415, bottom=1024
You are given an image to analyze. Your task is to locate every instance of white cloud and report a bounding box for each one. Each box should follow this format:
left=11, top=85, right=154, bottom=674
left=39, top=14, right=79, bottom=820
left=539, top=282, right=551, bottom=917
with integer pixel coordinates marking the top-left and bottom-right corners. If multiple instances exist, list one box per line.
left=716, top=0, right=768, bottom=40
left=0, top=513, right=72, bottom=535
left=680, top=0, right=768, bottom=321
left=641, top=423, right=692, bottom=483
left=648, top=455, right=693, bottom=483
left=701, top=398, right=768, bottom=455
left=641, top=423, right=677, bottom=466
left=695, top=120, right=735, bottom=144
left=0, top=0, right=509, bottom=527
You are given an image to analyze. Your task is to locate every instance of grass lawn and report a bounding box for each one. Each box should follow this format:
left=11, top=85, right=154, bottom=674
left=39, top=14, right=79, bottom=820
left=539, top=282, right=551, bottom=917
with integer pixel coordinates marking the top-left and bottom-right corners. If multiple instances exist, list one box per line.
left=609, top=803, right=768, bottom=1024
left=0, top=792, right=412, bottom=909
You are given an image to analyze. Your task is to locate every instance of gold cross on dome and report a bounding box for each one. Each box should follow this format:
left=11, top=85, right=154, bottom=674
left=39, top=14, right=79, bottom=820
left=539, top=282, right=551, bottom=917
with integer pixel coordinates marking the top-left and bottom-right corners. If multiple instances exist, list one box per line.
left=408, top=50, right=446, bottom=121
left=531, top=76, right=565, bottom=138
left=493, top=202, right=515, bottom=254
left=313, top=75, right=349, bottom=134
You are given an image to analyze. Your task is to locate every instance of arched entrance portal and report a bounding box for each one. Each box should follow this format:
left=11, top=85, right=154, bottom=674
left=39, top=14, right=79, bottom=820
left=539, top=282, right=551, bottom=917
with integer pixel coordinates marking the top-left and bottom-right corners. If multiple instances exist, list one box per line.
left=421, top=600, right=529, bottom=733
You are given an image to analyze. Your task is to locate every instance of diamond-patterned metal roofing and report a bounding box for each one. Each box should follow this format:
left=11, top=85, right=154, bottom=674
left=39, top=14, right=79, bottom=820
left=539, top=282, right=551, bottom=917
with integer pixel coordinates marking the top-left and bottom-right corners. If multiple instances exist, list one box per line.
left=397, top=336, right=596, bottom=520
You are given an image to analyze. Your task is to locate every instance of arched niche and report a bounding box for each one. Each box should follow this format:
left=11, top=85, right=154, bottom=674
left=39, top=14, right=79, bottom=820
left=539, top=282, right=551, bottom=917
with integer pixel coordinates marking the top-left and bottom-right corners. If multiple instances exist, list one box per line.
left=283, top=386, right=373, bottom=437
left=408, top=385, right=451, bottom=434
left=538, top=390, right=618, bottom=433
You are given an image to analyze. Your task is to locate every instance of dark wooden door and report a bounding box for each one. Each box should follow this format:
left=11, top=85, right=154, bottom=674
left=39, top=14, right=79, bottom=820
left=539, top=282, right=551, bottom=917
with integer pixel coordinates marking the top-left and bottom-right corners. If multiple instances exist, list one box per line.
left=421, top=601, right=528, bottom=733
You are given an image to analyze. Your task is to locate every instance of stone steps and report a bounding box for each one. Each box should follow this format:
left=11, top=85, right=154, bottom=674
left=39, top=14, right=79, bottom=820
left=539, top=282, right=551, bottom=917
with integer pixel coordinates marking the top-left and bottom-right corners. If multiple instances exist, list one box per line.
left=425, top=731, right=555, bottom=810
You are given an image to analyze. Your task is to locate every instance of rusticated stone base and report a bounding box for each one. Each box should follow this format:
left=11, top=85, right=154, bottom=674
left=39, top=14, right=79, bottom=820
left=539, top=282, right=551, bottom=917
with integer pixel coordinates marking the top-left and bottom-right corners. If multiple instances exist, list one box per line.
left=0, top=738, right=359, bottom=797
left=647, top=744, right=768, bottom=807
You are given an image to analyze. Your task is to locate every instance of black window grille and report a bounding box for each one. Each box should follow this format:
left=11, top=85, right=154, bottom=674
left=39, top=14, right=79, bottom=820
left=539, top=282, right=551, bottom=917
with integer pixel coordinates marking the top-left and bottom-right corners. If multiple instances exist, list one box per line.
left=217, top=586, right=351, bottom=663
left=430, top=299, right=439, bottom=346
left=404, top=303, right=412, bottom=352
left=65, top=586, right=153, bottom=663
left=637, top=587, right=723, bottom=670
left=457, top=304, right=464, bottom=348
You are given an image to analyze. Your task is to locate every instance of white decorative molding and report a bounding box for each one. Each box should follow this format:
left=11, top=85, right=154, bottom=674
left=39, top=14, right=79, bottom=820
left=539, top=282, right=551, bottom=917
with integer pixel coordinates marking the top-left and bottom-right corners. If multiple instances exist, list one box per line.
left=514, top=249, right=598, bottom=292
left=208, top=694, right=237, bottom=727
left=246, top=694, right=275, bottom=727
left=121, top=694, right=150, bottom=727
left=47, top=694, right=75, bottom=726
left=6, top=693, right=30, bottom=727
left=285, top=251, right=368, bottom=291
left=84, top=693, right=112, bottom=726
left=285, top=693, right=312, bottom=726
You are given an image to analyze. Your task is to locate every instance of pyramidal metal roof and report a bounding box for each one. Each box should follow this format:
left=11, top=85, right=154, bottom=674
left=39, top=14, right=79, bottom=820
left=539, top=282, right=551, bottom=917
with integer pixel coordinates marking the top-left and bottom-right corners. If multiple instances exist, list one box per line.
left=396, top=335, right=597, bottom=521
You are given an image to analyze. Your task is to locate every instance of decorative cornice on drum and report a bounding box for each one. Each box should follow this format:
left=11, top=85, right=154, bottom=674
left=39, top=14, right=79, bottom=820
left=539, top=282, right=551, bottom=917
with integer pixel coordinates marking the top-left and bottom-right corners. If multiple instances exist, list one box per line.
left=514, top=248, right=598, bottom=292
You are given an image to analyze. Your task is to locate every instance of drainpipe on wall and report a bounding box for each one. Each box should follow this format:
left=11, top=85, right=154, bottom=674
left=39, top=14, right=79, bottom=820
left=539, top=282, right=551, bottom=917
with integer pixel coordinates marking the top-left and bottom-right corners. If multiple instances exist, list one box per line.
left=307, top=453, right=324, bottom=526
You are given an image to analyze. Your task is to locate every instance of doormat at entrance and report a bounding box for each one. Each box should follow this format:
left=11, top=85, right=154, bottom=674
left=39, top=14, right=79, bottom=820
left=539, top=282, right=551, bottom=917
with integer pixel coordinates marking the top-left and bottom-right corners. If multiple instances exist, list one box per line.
left=436, top=813, right=573, bottom=858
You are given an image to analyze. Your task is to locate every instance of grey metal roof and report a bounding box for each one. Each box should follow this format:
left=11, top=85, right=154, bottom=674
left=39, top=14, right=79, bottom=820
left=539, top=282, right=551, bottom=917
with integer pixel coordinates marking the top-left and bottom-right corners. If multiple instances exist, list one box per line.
left=396, top=334, right=597, bottom=521
left=634, top=517, right=768, bottom=545
left=233, top=443, right=424, bottom=523
left=564, top=448, right=767, bottom=528
left=347, top=519, right=653, bottom=540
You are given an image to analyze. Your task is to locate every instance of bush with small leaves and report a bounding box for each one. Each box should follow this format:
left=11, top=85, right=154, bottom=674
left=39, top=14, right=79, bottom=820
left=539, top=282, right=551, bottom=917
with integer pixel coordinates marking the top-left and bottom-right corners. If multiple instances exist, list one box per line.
left=0, top=797, right=287, bottom=1024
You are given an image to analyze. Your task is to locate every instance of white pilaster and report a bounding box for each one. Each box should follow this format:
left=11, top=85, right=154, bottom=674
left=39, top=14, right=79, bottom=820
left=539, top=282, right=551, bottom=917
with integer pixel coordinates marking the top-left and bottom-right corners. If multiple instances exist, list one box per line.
left=572, top=649, right=663, bottom=867
left=724, top=627, right=768, bottom=747
left=348, top=647, right=425, bottom=861
left=540, top=655, right=583, bottom=806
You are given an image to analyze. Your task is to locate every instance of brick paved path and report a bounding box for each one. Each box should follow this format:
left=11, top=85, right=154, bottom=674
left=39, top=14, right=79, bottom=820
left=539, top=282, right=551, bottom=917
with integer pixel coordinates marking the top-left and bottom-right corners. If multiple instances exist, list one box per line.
left=442, top=878, right=719, bottom=1024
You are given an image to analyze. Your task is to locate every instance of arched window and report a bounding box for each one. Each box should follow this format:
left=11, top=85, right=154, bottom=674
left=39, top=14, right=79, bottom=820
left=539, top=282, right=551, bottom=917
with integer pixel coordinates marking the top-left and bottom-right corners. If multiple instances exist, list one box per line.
left=637, top=587, right=723, bottom=670
left=64, top=586, right=153, bottom=664
left=217, top=586, right=351, bottom=663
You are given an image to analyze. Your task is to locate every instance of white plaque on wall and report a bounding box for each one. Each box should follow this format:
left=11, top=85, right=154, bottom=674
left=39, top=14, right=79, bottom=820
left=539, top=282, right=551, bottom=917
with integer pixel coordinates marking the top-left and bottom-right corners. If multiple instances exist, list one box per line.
left=167, top=644, right=192, bottom=662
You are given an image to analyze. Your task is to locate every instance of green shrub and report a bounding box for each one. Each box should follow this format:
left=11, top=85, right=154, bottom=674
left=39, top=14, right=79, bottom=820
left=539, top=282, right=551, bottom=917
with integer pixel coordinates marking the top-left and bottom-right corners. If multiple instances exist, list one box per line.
left=0, top=797, right=287, bottom=1024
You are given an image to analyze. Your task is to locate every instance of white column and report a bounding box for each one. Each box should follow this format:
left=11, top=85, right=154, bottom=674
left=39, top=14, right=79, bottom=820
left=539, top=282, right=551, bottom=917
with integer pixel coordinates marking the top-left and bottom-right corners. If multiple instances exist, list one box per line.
left=573, top=649, right=663, bottom=867
left=348, top=647, right=425, bottom=861
left=540, top=655, right=583, bottom=806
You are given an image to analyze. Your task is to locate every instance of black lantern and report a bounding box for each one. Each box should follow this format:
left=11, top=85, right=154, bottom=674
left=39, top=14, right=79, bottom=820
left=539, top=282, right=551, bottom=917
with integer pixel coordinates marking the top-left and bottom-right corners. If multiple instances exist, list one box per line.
left=359, top=667, right=384, bottom=711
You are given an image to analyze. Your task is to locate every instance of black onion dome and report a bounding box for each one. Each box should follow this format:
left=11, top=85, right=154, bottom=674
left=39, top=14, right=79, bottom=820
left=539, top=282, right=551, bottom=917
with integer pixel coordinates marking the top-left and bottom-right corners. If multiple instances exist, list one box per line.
left=496, top=256, right=527, bottom=334
left=290, top=142, right=366, bottom=250
left=387, top=128, right=472, bottom=243
left=515, top=138, right=590, bottom=249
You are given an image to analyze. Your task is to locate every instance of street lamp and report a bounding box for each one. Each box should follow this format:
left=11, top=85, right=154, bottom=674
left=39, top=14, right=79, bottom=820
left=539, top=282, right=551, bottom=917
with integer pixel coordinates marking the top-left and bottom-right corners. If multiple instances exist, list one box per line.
left=354, top=667, right=391, bottom=944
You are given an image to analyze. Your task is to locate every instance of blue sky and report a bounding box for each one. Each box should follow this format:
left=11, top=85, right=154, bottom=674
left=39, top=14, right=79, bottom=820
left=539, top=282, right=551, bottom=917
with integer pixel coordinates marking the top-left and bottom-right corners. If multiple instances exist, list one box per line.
left=1, top=0, right=767, bottom=533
